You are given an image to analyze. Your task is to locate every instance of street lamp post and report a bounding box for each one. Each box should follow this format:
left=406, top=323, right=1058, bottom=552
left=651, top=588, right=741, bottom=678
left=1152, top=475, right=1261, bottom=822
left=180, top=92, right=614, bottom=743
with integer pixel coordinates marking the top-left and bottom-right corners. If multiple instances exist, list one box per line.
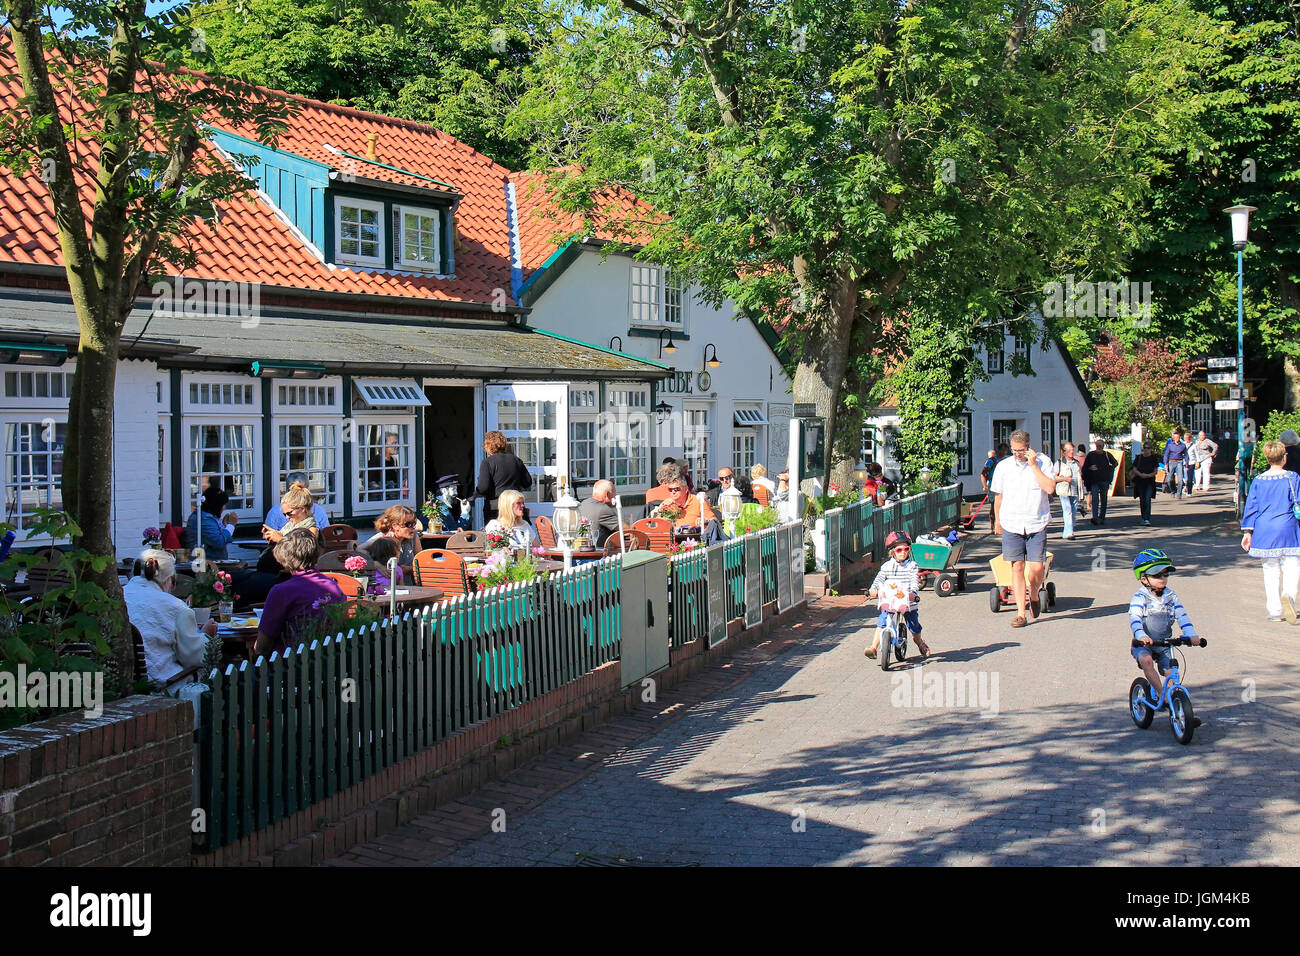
left=1223, top=204, right=1255, bottom=449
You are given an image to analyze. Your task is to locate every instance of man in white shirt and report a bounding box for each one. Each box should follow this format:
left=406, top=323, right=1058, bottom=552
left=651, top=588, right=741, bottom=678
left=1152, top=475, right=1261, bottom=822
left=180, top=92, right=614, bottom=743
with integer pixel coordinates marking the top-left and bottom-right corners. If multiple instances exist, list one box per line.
left=1188, top=431, right=1219, bottom=493
left=990, top=429, right=1057, bottom=627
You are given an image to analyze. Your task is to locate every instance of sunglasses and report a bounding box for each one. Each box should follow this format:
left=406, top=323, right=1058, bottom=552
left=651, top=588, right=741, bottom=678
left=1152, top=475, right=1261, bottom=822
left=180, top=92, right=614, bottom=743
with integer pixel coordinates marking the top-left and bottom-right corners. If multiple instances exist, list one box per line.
left=719, top=475, right=733, bottom=482
left=401, top=520, right=418, bottom=528
left=666, top=486, right=685, bottom=493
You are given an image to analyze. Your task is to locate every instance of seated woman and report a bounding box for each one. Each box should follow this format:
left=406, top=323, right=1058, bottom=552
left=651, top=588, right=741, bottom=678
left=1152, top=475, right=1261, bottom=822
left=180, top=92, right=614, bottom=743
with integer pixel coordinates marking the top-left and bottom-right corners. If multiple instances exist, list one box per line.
left=255, top=530, right=345, bottom=657
left=358, top=504, right=421, bottom=568
left=484, top=489, right=538, bottom=549
left=183, top=486, right=238, bottom=560
left=123, top=549, right=218, bottom=686
left=366, top=536, right=405, bottom=594
left=260, top=481, right=320, bottom=545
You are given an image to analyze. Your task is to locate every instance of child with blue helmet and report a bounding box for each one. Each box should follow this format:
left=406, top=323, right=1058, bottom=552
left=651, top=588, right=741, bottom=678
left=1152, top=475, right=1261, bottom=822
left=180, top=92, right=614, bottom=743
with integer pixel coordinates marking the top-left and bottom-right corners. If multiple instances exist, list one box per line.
left=1130, top=548, right=1205, bottom=723
left=865, top=530, right=930, bottom=659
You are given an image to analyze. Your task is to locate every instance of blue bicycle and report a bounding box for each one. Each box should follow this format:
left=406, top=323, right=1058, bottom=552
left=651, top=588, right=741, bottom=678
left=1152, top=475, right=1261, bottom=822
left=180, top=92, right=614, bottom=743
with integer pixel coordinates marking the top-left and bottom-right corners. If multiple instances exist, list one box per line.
left=1128, top=636, right=1207, bottom=745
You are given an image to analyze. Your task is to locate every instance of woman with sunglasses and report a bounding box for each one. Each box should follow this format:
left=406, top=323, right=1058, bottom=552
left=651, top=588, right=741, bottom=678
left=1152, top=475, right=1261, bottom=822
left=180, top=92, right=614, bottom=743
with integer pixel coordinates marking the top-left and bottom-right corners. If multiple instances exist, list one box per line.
left=260, top=482, right=319, bottom=545
left=359, top=504, right=422, bottom=567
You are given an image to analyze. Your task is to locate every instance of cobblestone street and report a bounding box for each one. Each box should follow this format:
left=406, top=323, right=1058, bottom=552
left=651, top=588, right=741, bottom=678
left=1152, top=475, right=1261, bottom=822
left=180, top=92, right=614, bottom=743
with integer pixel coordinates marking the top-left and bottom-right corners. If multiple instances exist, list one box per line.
left=330, top=486, right=1300, bottom=866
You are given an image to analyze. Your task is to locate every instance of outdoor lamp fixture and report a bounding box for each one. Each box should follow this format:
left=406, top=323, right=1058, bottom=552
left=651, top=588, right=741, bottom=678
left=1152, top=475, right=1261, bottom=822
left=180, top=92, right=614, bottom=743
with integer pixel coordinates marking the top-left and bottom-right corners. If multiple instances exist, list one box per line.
left=0, top=343, right=68, bottom=366
left=250, top=360, right=326, bottom=380
left=720, top=486, right=743, bottom=535
left=552, top=475, right=581, bottom=571
left=853, top=464, right=869, bottom=498
left=609, top=335, right=623, bottom=352
left=658, top=329, right=677, bottom=357
left=703, top=343, right=721, bottom=368
left=655, top=399, right=672, bottom=424
left=1223, top=203, right=1256, bottom=465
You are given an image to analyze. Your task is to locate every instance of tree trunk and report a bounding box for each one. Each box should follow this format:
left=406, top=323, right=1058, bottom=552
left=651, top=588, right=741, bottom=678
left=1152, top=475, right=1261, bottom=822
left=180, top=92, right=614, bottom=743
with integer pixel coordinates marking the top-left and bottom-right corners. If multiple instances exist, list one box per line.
left=65, top=324, right=130, bottom=676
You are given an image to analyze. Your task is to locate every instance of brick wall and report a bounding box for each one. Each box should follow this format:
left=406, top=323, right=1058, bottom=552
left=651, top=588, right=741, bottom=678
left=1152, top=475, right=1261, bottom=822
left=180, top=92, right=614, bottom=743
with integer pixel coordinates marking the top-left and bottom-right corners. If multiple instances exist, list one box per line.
left=0, top=696, right=194, bottom=866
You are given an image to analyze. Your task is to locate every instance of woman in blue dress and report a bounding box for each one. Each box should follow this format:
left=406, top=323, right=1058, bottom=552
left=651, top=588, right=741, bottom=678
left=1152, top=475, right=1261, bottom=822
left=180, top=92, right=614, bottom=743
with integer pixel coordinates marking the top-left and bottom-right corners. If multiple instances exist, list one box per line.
left=1241, top=441, right=1300, bottom=623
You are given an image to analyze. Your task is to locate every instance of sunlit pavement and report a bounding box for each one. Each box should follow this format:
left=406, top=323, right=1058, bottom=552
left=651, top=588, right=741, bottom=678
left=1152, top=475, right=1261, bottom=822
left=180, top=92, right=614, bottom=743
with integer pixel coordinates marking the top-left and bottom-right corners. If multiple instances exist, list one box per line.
left=332, top=485, right=1300, bottom=866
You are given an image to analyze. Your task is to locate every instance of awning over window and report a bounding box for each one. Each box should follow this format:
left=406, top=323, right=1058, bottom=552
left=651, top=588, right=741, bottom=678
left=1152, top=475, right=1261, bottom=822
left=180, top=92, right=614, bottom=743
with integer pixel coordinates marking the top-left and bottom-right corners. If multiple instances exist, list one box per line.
left=734, top=407, right=769, bottom=426
left=354, top=378, right=430, bottom=408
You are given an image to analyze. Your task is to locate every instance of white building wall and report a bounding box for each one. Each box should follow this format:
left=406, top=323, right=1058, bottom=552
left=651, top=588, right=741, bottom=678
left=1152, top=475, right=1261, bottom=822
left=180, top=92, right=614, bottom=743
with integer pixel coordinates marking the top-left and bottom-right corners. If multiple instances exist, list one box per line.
left=524, top=250, right=793, bottom=491
left=110, top=359, right=166, bottom=558
left=865, top=330, right=1092, bottom=496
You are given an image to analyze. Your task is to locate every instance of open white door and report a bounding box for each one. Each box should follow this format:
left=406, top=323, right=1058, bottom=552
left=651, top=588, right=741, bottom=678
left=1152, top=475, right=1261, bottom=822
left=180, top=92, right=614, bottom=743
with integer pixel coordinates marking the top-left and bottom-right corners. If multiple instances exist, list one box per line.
left=485, top=383, right=569, bottom=519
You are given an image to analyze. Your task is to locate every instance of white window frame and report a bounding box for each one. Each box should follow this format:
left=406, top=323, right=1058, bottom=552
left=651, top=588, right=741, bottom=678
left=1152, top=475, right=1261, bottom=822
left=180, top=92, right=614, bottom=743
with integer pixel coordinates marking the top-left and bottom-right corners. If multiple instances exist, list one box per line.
left=2, top=414, right=66, bottom=538
left=393, top=204, right=442, bottom=272
left=335, top=196, right=386, bottom=268
left=629, top=264, right=688, bottom=331
left=351, top=416, right=416, bottom=515
left=1, top=367, right=75, bottom=407
left=683, top=401, right=712, bottom=483
left=354, top=378, right=430, bottom=408
left=732, top=428, right=757, bottom=475
left=274, top=419, right=343, bottom=512
left=183, top=418, right=262, bottom=520
left=568, top=386, right=599, bottom=490
left=182, top=372, right=260, bottom=414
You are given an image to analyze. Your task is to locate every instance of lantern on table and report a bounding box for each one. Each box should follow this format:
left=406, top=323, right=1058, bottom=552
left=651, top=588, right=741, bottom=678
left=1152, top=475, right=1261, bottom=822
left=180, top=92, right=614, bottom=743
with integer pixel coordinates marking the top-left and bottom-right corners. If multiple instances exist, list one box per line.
left=552, top=476, right=581, bottom=570
left=720, top=486, right=743, bottom=536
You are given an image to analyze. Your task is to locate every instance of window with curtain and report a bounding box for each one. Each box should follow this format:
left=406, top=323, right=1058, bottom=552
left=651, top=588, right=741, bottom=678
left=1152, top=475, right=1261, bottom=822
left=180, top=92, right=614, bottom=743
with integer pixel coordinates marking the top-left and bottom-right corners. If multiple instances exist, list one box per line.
left=356, top=423, right=412, bottom=506
left=188, top=422, right=257, bottom=511
left=277, top=423, right=339, bottom=507
left=3, top=419, right=65, bottom=529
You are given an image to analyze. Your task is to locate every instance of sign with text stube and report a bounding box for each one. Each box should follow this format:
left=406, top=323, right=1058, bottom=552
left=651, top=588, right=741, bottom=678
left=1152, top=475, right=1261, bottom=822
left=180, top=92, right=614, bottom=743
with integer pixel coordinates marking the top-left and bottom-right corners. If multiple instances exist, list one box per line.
left=1206, top=372, right=1237, bottom=384
left=1206, top=357, right=1237, bottom=369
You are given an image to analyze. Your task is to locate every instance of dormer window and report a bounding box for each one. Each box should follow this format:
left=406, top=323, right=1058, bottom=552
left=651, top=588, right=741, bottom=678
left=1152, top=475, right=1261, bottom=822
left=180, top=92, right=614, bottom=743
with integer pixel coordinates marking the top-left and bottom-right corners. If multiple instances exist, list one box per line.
left=394, top=206, right=441, bottom=271
left=336, top=198, right=385, bottom=267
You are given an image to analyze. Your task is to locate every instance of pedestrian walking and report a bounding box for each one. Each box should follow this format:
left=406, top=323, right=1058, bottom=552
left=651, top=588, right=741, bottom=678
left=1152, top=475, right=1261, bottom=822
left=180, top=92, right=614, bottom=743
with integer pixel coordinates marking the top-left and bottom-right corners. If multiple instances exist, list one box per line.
left=1082, top=439, right=1115, bottom=526
left=1240, top=440, right=1300, bottom=624
left=1054, top=441, right=1083, bottom=540
left=1163, top=430, right=1189, bottom=498
left=1188, top=430, right=1219, bottom=493
left=1130, top=441, right=1162, bottom=526
left=990, top=430, right=1056, bottom=628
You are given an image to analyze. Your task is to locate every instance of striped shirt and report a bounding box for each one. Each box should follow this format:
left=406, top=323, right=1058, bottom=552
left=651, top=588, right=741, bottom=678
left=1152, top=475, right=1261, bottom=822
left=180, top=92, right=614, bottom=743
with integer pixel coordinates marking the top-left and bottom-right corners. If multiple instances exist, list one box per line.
left=1129, top=586, right=1198, bottom=643
left=870, top=558, right=921, bottom=611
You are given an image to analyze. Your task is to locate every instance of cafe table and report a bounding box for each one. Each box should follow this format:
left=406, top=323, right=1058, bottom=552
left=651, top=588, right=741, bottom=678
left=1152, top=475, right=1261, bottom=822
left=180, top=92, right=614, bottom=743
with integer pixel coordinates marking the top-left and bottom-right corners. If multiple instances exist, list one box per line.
left=378, top=585, right=445, bottom=610
left=419, top=531, right=455, bottom=549
left=537, top=546, right=605, bottom=562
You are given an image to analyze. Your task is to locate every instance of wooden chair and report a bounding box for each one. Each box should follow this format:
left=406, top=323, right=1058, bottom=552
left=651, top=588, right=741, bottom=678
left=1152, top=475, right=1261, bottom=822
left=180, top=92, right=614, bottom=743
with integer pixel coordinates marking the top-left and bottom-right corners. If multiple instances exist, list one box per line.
left=534, top=515, right=558, bottom=549
left=632, top=517, right=674, bottom=553
left=411, top=548, right=471, bottom=596
left=603, top=529, right=651, bottom=555
left=320, top=524, right=358, bottom=552
left=754, top=484, right=771, bottom=507
left=21, top=547, right=72, bottom=598
left=321, top=571, right=363, bottom=598
left=444, top=529, right=484, bottom=553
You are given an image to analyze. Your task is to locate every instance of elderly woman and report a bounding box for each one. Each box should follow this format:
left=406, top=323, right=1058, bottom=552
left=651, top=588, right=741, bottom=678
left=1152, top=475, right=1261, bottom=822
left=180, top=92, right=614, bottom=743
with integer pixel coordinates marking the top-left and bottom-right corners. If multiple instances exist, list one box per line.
left=475, top=430, right=533, bottom=522
left=358, top=504, right=421, bottom=567
left=123, top=549, right=218, bottom=686
left=255, top=530, right=345, bottom=656
left=484, top=489, right=538, bottom=549
left=260, top=481, right=319, bottom=545
left=1054, top=441, right=1083, bottom=539
left=1241, top=440, right=1300, bottom=623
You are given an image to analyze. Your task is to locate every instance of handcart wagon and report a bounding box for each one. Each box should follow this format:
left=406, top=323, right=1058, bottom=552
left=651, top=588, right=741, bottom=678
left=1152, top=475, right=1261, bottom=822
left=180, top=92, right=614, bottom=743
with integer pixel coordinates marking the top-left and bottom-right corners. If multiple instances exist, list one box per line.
left=987, top=551, right=1056, bottom=613
left=913, top=533, right=967, bottom=597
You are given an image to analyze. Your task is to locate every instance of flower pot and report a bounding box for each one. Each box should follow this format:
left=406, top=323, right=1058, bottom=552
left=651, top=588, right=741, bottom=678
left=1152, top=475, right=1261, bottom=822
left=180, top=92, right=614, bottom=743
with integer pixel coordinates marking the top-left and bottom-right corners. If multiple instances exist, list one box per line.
left=355, top=576, right=369, bottom=595
left=574, top=537, right=590, bottom=551
left=193, top=606, right=212, bottom=627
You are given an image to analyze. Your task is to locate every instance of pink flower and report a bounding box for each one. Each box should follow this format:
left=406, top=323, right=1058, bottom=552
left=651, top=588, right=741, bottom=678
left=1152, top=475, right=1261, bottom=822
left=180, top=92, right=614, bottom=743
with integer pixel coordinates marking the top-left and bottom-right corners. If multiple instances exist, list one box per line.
left=344, top=555, right=368, bottom=572
left=532, top=546, right=546, bottom=556
left=213, top=581, right=224, bottom=594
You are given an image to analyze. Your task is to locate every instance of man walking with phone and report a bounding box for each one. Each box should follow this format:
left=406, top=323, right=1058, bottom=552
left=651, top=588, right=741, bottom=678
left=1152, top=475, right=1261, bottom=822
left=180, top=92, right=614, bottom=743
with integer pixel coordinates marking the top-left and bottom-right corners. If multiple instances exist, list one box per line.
left=991, top=430, right=1057, bottom=628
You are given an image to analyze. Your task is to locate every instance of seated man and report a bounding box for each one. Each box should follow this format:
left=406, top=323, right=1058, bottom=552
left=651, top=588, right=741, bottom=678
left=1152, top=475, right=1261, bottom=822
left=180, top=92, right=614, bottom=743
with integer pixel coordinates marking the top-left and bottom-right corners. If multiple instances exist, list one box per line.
left=648, top=471, right=723, bottom=544
left=578, top=479, right=623, bottom=547
left=706, top=466, right=735, bottom=508
left=263, top=470, right=329, bottom=532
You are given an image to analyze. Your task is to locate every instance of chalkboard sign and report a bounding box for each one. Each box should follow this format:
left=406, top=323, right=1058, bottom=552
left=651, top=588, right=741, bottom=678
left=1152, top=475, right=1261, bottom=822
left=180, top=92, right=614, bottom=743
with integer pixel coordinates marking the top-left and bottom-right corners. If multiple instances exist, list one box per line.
left=706, top=542, right=727, bottom=646
left=826, top=508, right=842, bottom=588
left=776, top=525, right=793, bottom=612
left=788, top=523, right=805, bottom=607
left=744, top=536, right=763, bottom=627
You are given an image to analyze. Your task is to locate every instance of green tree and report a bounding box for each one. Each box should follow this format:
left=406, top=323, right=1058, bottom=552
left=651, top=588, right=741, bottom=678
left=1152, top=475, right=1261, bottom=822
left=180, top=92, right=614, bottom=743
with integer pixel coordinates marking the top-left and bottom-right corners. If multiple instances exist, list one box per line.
left=506, top=0, right=1220, bottom=485
left=188, top=0, right=549, bottom=168
left=0, top=0, right=288, bottom=670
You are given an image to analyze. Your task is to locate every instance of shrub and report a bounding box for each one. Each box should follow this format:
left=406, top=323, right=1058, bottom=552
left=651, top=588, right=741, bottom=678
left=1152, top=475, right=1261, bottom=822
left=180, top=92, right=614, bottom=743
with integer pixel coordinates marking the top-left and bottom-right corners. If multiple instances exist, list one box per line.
left=1253, top=410, right=1300, bottom=472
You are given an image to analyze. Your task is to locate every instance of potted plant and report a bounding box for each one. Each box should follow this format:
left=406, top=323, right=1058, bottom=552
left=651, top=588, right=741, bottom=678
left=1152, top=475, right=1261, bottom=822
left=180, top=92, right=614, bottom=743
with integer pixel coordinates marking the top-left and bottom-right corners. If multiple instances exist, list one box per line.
left=141, top=525, right=162, bottom=549
left=191, top=568, right=236, bottom=625
left=343, top=553, right=370, bottom=594
left=472, top=548, right=550, bottom=590
left=421, top=493, right=444, bottom=533
left=484, top=529, right=509, bottom=553
left=573, top=517, right=592, bottom=550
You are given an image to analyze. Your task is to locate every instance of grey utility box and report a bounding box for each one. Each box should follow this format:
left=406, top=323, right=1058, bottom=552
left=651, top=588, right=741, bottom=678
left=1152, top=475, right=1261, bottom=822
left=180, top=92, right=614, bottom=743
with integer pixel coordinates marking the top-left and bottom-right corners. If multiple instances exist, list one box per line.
left=619, top=549, right=670, bottom=689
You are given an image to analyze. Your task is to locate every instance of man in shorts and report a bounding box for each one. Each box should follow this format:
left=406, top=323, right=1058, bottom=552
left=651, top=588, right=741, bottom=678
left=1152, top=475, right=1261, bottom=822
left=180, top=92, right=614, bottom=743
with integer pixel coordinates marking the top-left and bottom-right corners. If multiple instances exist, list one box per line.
left=991, top=429, right=1057, bottom=627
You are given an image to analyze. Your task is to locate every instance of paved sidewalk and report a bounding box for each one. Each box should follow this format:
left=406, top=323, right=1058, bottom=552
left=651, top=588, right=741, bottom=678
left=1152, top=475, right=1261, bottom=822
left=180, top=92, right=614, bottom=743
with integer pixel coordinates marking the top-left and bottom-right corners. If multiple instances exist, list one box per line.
left=329, top=486, right=1300, bottom=866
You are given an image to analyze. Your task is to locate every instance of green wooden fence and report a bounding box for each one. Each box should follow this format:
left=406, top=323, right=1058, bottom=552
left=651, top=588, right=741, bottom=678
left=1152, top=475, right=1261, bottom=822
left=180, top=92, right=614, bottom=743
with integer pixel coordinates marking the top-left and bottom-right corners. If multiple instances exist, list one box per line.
left=821, top=484, right=962, bottom=575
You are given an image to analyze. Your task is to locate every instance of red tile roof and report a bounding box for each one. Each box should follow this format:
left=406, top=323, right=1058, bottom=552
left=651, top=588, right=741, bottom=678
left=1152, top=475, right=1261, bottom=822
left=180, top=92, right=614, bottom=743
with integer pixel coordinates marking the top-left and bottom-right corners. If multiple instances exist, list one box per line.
left=0, top=45, right=514, bottom=308
left=508, top=170, right=663, bottom=280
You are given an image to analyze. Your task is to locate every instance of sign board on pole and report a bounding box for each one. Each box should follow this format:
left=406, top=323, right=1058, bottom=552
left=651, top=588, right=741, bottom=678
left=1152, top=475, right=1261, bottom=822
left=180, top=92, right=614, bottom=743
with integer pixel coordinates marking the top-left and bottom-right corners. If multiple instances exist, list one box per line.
left=1215, top=399, right=1243, bottom=411
left=1229, top=387, right=1241, bottom=401
left=1206, top=357, right=1237, bottom=369
left=1207, top=372, right=1236, bottom=384
left=799, top=417, right=827, bottom=481
left=793, top=403, right=817, bottom=418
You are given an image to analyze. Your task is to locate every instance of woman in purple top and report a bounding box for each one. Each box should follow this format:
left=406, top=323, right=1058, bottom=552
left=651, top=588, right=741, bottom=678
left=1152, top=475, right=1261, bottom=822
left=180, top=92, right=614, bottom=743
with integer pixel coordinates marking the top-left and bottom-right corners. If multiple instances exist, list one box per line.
left=255, top=530, right=345, bottom=656
left=1241, top=441, right=1300, bottom=623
